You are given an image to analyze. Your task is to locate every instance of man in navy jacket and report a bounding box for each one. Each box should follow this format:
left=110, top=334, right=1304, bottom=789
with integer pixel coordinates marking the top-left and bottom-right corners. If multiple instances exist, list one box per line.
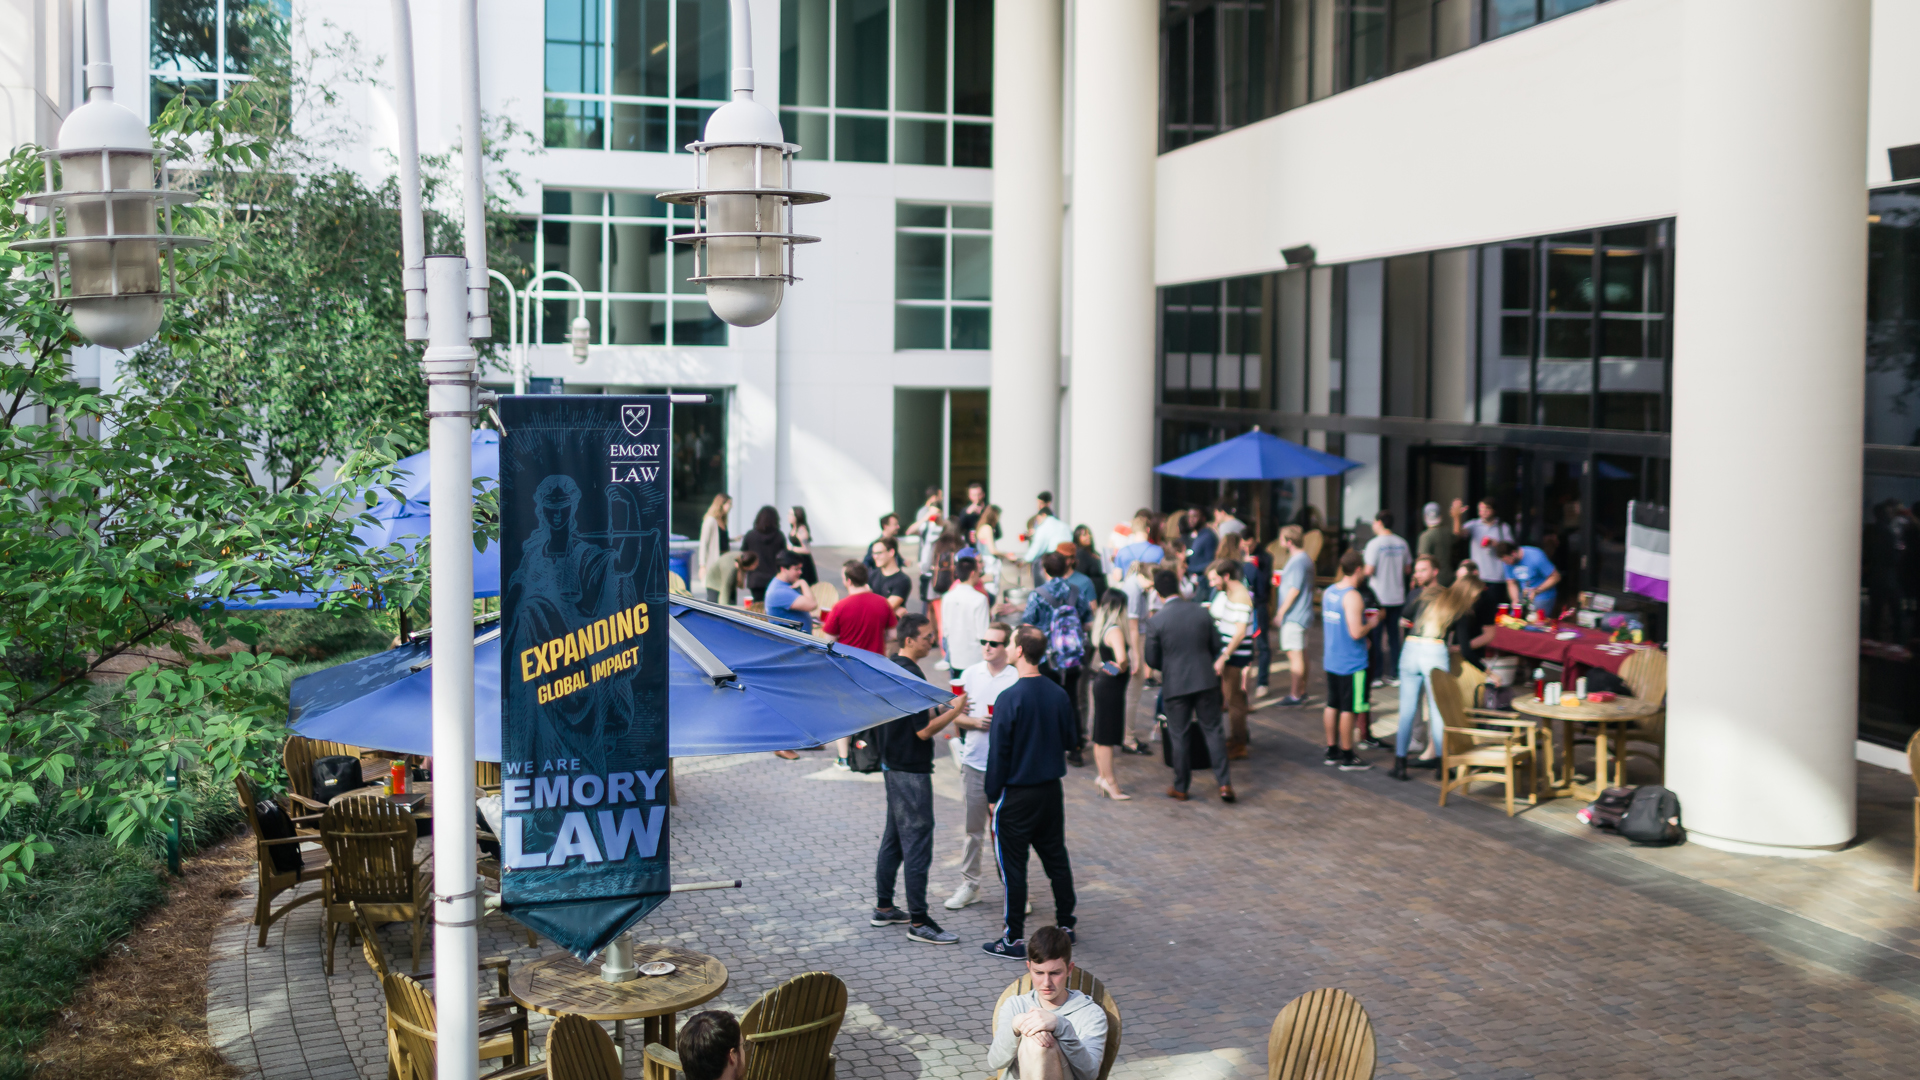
left=982, top=624, right=1080, bottom=961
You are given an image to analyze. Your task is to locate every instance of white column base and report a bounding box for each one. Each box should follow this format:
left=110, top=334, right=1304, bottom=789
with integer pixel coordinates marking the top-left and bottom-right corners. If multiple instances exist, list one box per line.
left=1684, top=831, right=1849, bottom=859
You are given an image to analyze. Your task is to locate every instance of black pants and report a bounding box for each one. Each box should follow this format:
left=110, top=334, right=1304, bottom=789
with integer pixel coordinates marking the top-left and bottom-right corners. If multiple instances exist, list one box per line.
left=1165, top=688, right=1230, bottom=793
left=1041, top=664, right=1086, bottom=748
left=1370, top=604, right=1404, bottom=677
left=876, top=771, right=935, bottom=920
left=992, top=780, right=1075, bottom=942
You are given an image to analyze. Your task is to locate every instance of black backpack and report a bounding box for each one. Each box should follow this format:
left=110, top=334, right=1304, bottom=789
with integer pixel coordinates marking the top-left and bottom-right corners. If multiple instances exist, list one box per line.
left=254, top=798, right=304, bottom=874
left=849, top=727, right=885, bottom=774
left=310, top=755, right=366, bottom=799
left=1620, top=785, right=1683, bottom=845
left=1577, top=786, right=1636, bottom=831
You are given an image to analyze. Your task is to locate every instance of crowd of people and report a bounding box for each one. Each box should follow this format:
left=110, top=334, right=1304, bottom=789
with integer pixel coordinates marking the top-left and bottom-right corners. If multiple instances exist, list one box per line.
left=688, top=485, right=1552, bottom=964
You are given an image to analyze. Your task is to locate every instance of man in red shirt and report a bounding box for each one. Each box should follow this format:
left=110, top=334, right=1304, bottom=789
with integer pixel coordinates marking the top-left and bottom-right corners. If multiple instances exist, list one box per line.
left=823, top=560, right=899, bottom=767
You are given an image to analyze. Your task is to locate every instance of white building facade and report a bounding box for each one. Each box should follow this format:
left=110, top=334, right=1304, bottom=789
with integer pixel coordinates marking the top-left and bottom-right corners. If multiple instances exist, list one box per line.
left=8, top=0, right=1920, bottom=852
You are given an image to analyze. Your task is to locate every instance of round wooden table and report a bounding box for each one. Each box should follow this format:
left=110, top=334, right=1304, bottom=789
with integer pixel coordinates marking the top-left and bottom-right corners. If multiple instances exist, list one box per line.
left=509, top=944, right=728, bottom=1055
left=329, top=781, right=432, bottom=817
left=1510, top=696, right=1660, bottom=800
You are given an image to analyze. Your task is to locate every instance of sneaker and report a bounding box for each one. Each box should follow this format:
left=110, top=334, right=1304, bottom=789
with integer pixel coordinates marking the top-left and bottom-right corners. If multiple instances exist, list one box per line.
left=1384, top=677, right=1401, bottom=688
left=934, top=659, right=951, bottom=672
left=835, top=757, right=851, bottom=770
left=870, top=906, right=911, bottom=926
left=982, top=937, right=1027, bottom=960
left=1338, top=752, right=1373, bottom=772
left=1275, top=694, right=1306, bottom=707
left=1026, top=899, right=1033, bottom=914
left=1323, top=747, right=1343, bottom=766
left=944, top=883, right=981, bottom=910
left=1057, top=925, right=1077, bottom=944
left=1357, top=737, right=1390, bottom=752
left=909, top=919, right=958, bottom=944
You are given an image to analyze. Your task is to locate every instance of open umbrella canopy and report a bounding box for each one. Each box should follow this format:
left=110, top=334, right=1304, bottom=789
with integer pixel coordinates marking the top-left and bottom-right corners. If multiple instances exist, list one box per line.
left=1153, top=429, right=1361, bottom=480
left=287, top=597, right=954, bottom=758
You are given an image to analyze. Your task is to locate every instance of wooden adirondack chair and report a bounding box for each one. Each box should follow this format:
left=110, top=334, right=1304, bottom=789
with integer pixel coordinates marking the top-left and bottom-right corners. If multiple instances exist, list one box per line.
left=1450, top=662, right=1556, bottom=797
left=1907, top=730, right=1920, bottom=891
left=644, top=971, right=848, bottom=1080
left=1433, top=668, right=1534, bottom=817
left=1568, top=648, right=1667, bottom=787
left=383, top=971, right=540, bottom=1080
left=354, top=903, right=528, bottom=1080
left=234, top=774, right=330, bottom=948
left=284, top=736, right=365, bottom=813
left=546, top=1014, right=623, bottom=1080
left=1268, top=988, right=1376, bottom=1080
left=319, top=797, right=429, bottom=975
left=988, top=968, right=1122, bottom=1080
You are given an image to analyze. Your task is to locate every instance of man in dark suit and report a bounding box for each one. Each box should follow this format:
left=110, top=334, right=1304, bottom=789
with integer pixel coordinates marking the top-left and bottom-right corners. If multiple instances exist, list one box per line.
left=1142, top=569, right=1233, bottom=802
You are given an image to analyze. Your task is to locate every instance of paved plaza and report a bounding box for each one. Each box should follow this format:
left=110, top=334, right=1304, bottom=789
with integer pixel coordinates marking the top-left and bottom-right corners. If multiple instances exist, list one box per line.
left=211, top=682, right=1920, bottom=1080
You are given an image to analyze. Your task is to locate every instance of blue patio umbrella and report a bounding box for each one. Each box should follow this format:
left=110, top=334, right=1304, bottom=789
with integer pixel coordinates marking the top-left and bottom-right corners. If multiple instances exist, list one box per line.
left=1153, top=428, right=1361, bottom=480
left=287, top=596, right=954, bottom=758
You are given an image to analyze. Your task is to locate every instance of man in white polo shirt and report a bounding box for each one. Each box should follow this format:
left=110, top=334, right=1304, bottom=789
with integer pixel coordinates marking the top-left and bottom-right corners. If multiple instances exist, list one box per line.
left=945, top=621, right=1021, bottom=911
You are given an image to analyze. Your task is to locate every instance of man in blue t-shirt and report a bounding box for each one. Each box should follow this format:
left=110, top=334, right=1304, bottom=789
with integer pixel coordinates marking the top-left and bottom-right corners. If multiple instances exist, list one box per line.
left=765, top=551, right=817, bottom=634
left=1496, top=541, right=1562, bottom=617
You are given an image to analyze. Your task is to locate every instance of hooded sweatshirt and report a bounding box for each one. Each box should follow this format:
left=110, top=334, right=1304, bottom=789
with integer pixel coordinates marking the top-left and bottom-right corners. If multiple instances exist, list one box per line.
left=986, top=989, right=1109, bottom=1080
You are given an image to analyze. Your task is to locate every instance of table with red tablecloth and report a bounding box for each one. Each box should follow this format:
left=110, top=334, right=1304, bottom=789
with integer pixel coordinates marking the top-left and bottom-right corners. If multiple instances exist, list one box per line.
left=1487, top=624, right=1658, bottom=675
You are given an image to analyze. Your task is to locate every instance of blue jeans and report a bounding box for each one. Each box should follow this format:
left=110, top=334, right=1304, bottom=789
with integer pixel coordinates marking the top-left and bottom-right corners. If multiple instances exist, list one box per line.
left=1394, top=638, right=1451, bottom=757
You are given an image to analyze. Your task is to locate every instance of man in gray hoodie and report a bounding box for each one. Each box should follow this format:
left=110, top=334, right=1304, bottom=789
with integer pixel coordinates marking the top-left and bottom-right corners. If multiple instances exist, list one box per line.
left=986, top=926, right=1110, bottom=1080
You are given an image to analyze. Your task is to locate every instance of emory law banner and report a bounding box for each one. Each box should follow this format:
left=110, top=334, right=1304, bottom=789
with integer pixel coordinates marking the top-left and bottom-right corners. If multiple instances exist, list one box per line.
left=498, top=395, right=672, bottom=959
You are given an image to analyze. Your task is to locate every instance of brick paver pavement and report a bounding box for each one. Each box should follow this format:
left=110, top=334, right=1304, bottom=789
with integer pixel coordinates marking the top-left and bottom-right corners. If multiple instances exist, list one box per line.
left=214, top=708, right=1920, bottom=1080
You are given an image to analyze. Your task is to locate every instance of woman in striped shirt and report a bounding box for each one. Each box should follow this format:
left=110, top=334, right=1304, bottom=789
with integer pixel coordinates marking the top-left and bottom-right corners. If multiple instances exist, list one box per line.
left=1206, top=555, right=1257, bottom=759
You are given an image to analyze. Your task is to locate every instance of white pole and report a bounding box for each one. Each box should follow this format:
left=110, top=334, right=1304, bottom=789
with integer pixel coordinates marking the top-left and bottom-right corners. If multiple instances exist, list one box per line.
left=425, top=257, right=480, bottom=1080
left=1665, top=0, right=1869, bottom=854
left=389, top=0, right=428, bottom=340
left=81, top=0, right=112, bottom=102
left=456, top=0, right=491, bottom=337
left=486, top=268, right=519, bottom=396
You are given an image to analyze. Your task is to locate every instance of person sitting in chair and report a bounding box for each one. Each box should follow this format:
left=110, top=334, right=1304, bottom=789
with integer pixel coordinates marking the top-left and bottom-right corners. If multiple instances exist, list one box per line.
left=678, top=1010, right=743, bottom=1080
left=986, top=926, right=1109, bottom=1080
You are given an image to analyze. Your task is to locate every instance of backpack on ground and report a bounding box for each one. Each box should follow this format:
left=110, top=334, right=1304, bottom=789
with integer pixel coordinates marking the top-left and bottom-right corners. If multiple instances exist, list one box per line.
left=849, top=726, right=885, bottom=773
left=1576, top=786, right=1636, bottom=831
left=1040, top=588, right=1085, bottom=670
left=1619, top=784, right=1683, bottom=845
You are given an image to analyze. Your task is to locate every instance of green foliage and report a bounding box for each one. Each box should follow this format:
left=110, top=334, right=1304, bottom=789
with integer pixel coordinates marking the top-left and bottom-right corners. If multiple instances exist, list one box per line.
left=248, top=607, right=396, bottom=660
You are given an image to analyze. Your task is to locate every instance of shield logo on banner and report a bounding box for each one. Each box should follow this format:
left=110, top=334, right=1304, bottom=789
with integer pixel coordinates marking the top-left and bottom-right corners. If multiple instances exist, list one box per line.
left=621, top=404, right=651, bottom=438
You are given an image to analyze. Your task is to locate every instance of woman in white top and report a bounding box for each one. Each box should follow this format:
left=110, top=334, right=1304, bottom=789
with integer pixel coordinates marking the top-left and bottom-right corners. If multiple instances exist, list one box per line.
left=1206, top=553, right=1257, bottom=758
left=697, top=494, right=732, bottom=594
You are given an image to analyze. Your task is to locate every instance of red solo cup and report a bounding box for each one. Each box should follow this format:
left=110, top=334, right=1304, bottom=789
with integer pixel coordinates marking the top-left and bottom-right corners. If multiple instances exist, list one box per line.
left=950, top=682, right=965, bottom=696
left=986, top=705, right=994, bottom=717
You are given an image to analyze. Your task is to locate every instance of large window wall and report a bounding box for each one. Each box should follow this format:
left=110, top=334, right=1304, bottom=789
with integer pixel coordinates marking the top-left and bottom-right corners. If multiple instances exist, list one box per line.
left=510, top=190, right=727, bottom=347
left=544, top=0, right=730, bottom=152
left=1861, top=183, right=1920, bottom=749
left=780, top=0, right=993, bottom=165
left=895, top=203, right=991, bottom=349
left=150, top=0, right=287, bottom=113
left=1160, top=0, right=1607, bottom=151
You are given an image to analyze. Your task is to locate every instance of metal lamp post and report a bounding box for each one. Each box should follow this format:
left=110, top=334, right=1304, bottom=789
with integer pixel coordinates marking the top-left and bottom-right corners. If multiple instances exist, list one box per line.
left=15, top=0, right=209, bottom=349
left=657, top=0, right=827, bottom=327
left=484, top=269, right=591, bottom=396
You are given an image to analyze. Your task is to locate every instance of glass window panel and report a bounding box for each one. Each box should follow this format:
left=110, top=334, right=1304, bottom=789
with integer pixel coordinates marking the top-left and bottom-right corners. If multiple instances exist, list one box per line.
left=609, top=192, right=661, bottom=218
left=509, top=219, right=539, bottom=272
left=836, top=115, right=889, bottom=161
left=1602, top=226, right=1649, bottom=248
left=545, top=98, right=607, bottom=149
left=1166, top=21, right=1190, bottom=127
left=1545, top=248, right=1594, bottom=311
left=896, top=0, right=948, bottom=114
left=1190, top=354, right=1215, bottom=390
left=1188, top=308, right=1221, bottom=354
left=1599, top=358, right=1662, bottom=392
left=1191, top=8, right=1217, bottom=127
left=952, top=235, right=990, bottom=300
left=225, top=0, right=286, bottom=76
left=951, top=206, right=990, bottom=229
left=953, top=122, right=992, bottom=168
left=1535, top=393, right=1589, bottom=428
left=1544, top=0, right=1595, bottom=17
left=677, top=0, right=729, bottom=99
left=1500, top=247, right=1532, bottom=310
left=896, top=119, right=947, bottom=165
left=1500, top=315, right=1531, bottom=357
left=557, top=190, right=606, bottom=215
left=781, top=109, right=831, bottom=158
left=611, top=102, right=670, bottom=152
left=151, top=77, right=221, bottom=118
left=1434, top=0, right=1471, bottom=57
left=674, top=106, right=715, bottom=150
left=1347, top=2, right=1386, bottom=87
left=1225, top=275, right=1260, bottom=307
left=544, top=297, right=601, bottom=343
left=953, top=0, right=994, bottom=115
left=547, top=0, right=606, bottom=94
left=1602, top=251, right=1646, bottom=311
left=1390, top=0, right=1430, bottom=73
left=1280, top=0, right=1309, bottom=110
left=896, top=233, right=947, bottom=299
left=837, top=0, right=891, bottom=110
left=609, top=223, right=666, bottom=293
left=1599, top=318, right=1648, bottom=358
left=951, top=306, right=990, bottom=349
left=1487, top=0, right=1538, bottom=37
left=609, top=299, right=667, bottom=344
left=781, top=0, right=831, bottom=106
left=1163, top=309, right=1188, bottom=353
left=674, top=301, right=728, bottom=344
left=1164, top=353, right=1189, bottom=390
left=1222, top=5, right=1248, bottom=129
left=896, top=305, right=945, bottom=348
left=613, top=0, right=670, bottom=97
left=1217, top=353, right=1243, bottom=391
left=152, top=0, right=218, bottom=73
left=1597, top=392, right=1660, bottom=431
left=1243, top=354, right=1262, bottom=391
left=1542, top=317, right=1592, bottom=359
left=674, top=238, right=698, bottom=289
left=897, top=204, right=945, bottom=227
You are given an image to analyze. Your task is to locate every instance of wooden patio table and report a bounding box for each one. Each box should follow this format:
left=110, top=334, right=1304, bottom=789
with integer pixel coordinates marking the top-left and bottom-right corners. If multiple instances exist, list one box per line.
left=509, top=944, right=728, bottom=1057
left=1510, top=695, right=1661, bottom=800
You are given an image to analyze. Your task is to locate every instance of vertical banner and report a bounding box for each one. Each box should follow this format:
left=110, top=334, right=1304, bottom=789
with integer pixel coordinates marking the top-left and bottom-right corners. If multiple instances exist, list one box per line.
left=498, top=395, right=672, bottom=959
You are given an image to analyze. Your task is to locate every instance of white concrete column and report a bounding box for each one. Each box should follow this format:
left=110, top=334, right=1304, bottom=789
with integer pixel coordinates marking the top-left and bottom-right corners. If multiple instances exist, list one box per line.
left=1065, top=0, right=1157, bottom=536
left=1666, top=0, right=1869, bottom=854
left=988, top=0, right=1063, bottom=517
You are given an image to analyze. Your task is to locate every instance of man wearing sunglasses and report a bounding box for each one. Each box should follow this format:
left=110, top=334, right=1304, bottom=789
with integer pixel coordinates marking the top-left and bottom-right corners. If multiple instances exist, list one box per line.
left=946, top=621, right=1020, bottom=912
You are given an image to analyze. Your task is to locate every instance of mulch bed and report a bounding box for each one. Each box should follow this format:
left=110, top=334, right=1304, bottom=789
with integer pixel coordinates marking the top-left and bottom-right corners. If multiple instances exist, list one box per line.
left=29, top=835, right=253, bottom=1080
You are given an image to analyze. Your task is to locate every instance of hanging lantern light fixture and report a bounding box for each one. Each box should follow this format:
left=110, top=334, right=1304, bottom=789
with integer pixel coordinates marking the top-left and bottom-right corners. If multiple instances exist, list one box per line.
left=657, top=0, right=827, bottom=327
left=14, top=0, right=207, bottom=350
